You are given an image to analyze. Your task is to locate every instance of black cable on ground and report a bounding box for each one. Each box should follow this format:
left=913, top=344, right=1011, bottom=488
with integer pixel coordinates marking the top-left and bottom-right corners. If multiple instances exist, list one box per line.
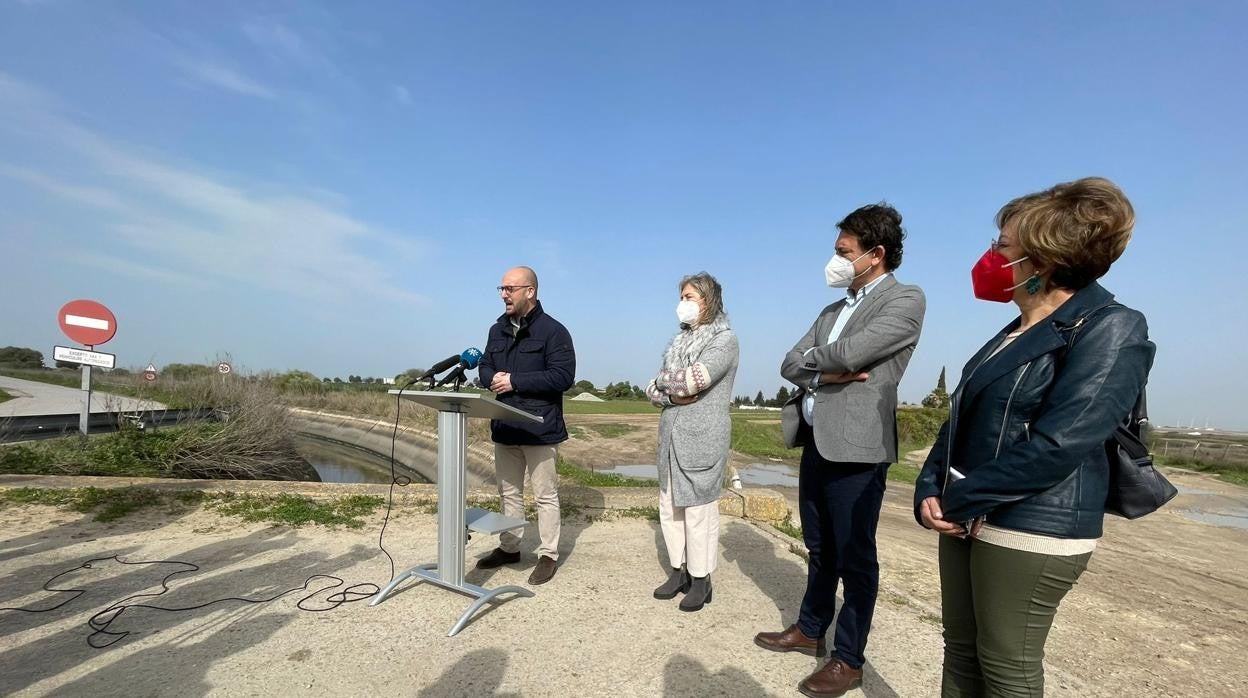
left=0, top=384, right=421, bottom=647
left=378, top=384, right=416, bottom=580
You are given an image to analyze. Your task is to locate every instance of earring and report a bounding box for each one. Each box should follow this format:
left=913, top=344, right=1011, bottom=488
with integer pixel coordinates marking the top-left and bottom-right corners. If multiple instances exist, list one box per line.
left=1025, top=275, right=1043, bottom=295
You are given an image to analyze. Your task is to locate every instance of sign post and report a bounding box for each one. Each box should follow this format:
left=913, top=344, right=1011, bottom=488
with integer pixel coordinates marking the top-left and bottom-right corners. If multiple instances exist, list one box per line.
left=57, top=300, right=118, bottom=436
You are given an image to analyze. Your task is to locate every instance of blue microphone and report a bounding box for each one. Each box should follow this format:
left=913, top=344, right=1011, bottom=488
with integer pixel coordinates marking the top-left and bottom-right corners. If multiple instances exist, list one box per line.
left=416, top=347, right=482, bottom=382
left=436, top=347, right=483, bottom=387
left=459, top=347, right=483, bottom=369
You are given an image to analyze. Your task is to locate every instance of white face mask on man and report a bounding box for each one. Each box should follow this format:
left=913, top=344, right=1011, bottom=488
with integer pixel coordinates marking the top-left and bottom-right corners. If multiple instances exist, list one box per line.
left=676, top=300, right=701, bottom=326
left=824, top=250, right=873, bottom=288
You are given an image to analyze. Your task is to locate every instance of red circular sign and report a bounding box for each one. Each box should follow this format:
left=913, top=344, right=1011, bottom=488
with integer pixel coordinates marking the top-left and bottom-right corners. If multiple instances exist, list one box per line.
left=58, top=299, right=117, bottom=346
left=143, top=371, right=156, bottom=382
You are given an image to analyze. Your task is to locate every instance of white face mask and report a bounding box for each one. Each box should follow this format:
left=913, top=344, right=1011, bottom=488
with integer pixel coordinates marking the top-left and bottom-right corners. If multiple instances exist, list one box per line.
left=676, top=299, right=701, bottom=326
left=824, top=250, right=873, bottom=288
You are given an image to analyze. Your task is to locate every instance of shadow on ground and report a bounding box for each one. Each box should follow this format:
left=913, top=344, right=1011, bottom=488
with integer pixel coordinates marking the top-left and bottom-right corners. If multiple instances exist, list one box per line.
left=0, top=523, right=376, bottom=695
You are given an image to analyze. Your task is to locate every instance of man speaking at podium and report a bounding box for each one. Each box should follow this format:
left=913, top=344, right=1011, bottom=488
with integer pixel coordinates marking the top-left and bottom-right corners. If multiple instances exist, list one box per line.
left=476, top=265, right=576, bottom=585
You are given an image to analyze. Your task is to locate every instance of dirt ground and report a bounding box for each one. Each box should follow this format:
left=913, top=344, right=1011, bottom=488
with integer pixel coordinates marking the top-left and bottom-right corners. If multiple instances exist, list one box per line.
left=1, top=414, right=1244, bottom=696
left=1, top=503, right=951, bottom=697
left=563, top=413, right=757, bottom=472
left=563, top=412, right=1248, bottom=696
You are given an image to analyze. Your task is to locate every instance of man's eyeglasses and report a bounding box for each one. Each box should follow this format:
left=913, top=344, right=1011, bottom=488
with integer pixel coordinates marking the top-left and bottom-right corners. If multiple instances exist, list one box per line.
left=497, top=285, right=533, bottom=295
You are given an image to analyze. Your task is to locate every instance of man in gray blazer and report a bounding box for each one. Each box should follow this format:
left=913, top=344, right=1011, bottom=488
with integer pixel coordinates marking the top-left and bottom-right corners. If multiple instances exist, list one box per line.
left=754, top=204, right=925, bottom=698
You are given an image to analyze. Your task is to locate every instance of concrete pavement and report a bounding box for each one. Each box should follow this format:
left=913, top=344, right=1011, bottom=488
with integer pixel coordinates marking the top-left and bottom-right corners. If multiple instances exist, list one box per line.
left=0, top=375, right=166, bottom=417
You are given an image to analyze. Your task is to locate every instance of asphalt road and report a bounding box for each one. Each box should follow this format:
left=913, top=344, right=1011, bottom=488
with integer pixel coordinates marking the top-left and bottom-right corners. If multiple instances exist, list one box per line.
left=0, top=375, right=166, bottom=417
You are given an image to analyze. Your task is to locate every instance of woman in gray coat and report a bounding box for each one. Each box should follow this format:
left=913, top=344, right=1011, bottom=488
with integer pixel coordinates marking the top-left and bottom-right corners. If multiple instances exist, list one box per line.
left=645, top=272, right=739, bottom=612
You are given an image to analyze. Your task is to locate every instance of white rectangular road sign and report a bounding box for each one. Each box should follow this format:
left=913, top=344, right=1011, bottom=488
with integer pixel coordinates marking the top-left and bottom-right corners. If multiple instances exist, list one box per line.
left=54, top=345, right=117, bottom=369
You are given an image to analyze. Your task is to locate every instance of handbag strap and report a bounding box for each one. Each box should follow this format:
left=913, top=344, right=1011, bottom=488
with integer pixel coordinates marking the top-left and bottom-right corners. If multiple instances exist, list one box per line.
left=1059, top=300, right=1147, bottom=434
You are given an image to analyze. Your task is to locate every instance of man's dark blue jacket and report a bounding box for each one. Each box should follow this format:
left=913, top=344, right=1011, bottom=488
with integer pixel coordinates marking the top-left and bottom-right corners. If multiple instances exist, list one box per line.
left=478, top=300, right=576, bottom=445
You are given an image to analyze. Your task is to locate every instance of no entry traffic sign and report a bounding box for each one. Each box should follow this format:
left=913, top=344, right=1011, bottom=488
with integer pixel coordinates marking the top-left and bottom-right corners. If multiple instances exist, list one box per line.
left=58, top=299, right=117, bottom=346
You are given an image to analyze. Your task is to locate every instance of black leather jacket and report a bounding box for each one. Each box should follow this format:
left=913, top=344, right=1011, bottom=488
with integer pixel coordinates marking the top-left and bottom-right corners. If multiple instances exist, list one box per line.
left=914, top=282, right=1154, bottom=539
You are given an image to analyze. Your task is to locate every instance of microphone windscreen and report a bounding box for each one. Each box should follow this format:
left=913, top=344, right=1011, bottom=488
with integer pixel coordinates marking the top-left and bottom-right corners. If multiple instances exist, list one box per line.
left=460, top=347, right=483, bottom=369
left=421, top=357, right=461, bottom=379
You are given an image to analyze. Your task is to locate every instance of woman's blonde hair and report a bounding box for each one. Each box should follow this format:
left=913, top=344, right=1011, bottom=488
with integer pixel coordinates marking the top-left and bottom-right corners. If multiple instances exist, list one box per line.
left=996, top=177, right=1135, bottom=291
left=680, top=272, right=725, bottom=325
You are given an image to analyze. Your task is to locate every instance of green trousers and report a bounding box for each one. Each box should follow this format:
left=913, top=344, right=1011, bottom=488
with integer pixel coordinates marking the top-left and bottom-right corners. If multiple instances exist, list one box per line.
left=938, top=535, right=1091, bottom=697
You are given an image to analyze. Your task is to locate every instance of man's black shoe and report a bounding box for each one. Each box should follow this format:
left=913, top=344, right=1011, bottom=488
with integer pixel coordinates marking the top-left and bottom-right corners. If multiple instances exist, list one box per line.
left=476, top=547, right=521, bottom=569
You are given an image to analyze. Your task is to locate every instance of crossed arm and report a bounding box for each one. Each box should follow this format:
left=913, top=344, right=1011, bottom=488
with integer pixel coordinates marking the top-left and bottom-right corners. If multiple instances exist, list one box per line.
left=780, top=290, right=925, bottom=391
left=646, top=333, right=738, bottom=408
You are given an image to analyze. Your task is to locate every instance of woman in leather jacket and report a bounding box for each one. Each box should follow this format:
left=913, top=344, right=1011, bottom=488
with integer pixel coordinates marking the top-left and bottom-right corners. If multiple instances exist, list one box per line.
left=914, top=177, right=1154, bottom=697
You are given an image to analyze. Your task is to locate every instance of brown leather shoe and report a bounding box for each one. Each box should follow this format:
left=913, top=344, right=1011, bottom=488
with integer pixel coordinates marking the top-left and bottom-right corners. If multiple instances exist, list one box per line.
left=753, top=624, right=825, bottom=657
left=528, top=555, right=558, bottom=585
left=798, top=658, right=863, bottom=698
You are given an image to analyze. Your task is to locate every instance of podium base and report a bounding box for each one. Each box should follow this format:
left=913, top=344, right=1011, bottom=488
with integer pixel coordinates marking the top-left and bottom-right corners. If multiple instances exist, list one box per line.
left=369, top=564, right=534, bottom=636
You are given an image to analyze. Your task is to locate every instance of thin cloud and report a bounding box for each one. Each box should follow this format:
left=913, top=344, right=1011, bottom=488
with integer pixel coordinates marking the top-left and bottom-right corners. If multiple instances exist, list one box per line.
left=0, top=70, right=56, bottom=109
left=242, top=19, right=306, bottom=59
left=391, top=84, right=413, bottom=106
left=0, top=164, right=128, bottom=211
left=183, top=61, right=276, bottom=99
left=241, top=16, right=337, bottom=75
left=68, top=250, right=213, bottom=289
left=0, top=71, right=430, bottom=308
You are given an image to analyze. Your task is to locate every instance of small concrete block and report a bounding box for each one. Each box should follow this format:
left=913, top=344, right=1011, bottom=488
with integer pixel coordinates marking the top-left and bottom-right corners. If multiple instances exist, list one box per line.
left=737, top=488, right=790, bottom=523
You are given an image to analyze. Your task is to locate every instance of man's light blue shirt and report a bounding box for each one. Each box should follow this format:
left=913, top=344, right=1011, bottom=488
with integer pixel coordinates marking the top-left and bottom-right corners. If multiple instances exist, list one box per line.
left=802, top=273, right=892, bottom=424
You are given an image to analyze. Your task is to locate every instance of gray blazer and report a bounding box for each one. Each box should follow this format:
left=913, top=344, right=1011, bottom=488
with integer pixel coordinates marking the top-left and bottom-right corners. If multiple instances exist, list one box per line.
left=655, top=329, right=740, bottom=507
left=780, top=275, right=926, bottom=464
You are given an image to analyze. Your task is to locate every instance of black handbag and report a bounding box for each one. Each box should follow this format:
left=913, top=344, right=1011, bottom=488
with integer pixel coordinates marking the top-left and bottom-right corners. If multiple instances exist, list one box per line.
left=1062, top=301, right=1176, bottom=519
left=1104, top=389, right=1178, bottom=519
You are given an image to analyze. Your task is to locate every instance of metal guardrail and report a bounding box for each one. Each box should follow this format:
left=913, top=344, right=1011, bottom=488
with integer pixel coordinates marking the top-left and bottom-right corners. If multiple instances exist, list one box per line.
left=0, top=409, right=218, bottom=443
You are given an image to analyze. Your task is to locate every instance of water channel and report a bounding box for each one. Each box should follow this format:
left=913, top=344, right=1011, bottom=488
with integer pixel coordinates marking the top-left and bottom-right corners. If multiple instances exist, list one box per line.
left=292, top=434, right=431, bottom=485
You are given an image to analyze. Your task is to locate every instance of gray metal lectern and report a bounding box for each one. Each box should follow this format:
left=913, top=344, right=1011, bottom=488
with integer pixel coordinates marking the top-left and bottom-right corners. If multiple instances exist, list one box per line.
left=370, top=390, right=543, bottom=636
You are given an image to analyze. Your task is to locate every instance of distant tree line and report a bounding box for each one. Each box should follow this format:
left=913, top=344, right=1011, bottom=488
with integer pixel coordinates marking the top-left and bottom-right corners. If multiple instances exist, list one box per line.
left=729, top=368, right=954, bottom=410
left=0, top=348, right=954, bottom=411
left=0, top=346, right=45, bottom=369
left=733, top=386, right=793, bottom=408
left=560, top=378, right=646, bottom=400
left=0, top=346, right=89, bottom=370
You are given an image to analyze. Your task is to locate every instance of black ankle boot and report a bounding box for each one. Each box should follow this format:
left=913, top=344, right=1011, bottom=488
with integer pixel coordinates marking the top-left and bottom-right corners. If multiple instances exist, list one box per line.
left=653, top=565, right=690, bottom=599
left=679, top=575, right=712, bottom=612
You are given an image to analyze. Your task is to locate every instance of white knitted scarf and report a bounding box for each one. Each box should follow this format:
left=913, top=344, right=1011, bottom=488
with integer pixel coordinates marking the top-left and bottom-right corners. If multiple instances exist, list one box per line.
left=662, top=314, right=731, bottom=371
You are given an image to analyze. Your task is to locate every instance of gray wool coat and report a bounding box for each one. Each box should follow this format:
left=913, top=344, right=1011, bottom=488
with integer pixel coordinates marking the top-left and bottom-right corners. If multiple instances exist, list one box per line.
left=652, top=328, right=739, bottom=507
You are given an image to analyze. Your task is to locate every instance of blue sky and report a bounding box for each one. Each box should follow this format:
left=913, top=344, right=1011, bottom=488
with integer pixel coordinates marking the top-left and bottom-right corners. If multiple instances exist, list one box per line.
left=2, top=1, right=1246, bottom=429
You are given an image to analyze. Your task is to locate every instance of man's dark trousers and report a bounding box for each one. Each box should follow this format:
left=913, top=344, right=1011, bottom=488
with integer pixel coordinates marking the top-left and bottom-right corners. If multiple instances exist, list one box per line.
left=795, top=424, right=890, bottom=670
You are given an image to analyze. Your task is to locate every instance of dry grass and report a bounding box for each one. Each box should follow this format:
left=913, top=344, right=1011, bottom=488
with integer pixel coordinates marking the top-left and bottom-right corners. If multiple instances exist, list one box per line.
left=2, top=368, right=499, bottom=463
left=131, top=375, right=316, bottom=480
left=1, top=376, right=317, bottom=481
left=282, top=388, right=494, bottom=445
